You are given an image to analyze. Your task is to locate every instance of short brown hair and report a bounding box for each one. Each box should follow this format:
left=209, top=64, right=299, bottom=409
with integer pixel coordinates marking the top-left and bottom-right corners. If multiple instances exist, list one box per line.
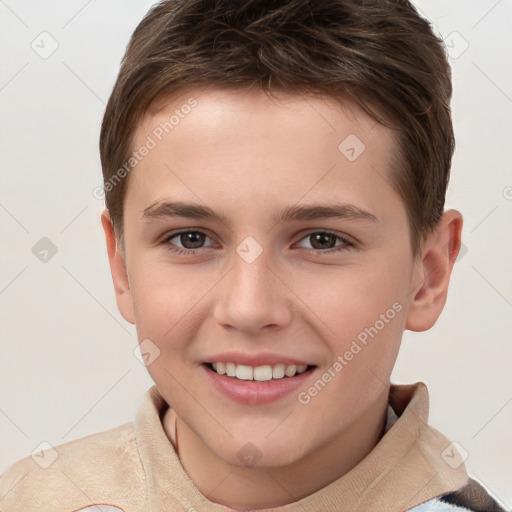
left=100, top=0, right=454, bottom=256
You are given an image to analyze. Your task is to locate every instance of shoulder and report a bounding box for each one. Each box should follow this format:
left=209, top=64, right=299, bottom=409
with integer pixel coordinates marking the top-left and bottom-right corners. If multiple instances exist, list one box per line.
left=407, top=477, right=511, bottom=512
left=0, top=422, right=145, bottom=512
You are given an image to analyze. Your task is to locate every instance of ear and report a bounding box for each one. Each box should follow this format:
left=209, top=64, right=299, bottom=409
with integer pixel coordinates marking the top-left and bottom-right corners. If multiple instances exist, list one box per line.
left=101, top=209, right=135, bottom=325
left=405, top=209, right=463, bottom=332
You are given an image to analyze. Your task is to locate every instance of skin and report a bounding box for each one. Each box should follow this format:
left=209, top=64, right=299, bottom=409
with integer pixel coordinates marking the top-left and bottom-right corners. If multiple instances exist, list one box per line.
left=102, top=87, right=462, bottom=510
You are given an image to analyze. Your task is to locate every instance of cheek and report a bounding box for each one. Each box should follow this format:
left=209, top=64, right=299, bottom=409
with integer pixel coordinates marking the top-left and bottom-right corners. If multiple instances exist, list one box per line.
left=128, top=259, right=215, bottom=396
left=128, top=256, right=215, bottom=344
left=290, top=255, right=410, bottom=393
left=294, top=259, right=409, bottom=335
left=291, top=264, right=409, bottom=413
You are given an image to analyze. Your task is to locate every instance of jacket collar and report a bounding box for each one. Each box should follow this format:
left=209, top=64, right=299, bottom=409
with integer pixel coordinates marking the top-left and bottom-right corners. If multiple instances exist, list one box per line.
left=135, top=382, right=469, bottom=511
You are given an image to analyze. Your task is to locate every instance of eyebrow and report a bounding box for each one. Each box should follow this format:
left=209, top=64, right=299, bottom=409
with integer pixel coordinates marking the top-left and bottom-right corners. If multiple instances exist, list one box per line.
left=142, top=200, right=378, bottom=226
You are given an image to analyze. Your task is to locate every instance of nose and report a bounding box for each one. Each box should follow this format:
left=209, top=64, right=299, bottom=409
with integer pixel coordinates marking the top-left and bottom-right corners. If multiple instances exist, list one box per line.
left=213, top=248, right=293, bottom=334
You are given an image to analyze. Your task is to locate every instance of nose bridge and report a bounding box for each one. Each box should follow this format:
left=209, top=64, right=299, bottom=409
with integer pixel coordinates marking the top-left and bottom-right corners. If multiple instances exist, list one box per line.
left=213, top=244, right=292, bottom=332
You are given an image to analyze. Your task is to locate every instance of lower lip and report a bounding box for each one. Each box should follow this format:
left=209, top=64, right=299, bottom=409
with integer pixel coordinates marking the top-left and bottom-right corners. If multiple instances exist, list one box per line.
left=201, top=364, right=316, bottom=405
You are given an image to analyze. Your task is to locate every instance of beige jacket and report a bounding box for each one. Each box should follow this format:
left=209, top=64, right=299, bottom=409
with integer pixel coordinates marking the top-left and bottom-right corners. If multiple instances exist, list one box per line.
left=0, top=382, right=507, bottom=512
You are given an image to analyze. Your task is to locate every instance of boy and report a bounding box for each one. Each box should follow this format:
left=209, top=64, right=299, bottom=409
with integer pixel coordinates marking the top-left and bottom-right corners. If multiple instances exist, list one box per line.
left=0, top=0, right=509, bottom=511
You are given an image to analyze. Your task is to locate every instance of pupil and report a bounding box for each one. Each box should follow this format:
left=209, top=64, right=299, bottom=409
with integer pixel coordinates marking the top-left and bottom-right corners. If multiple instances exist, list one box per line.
left=311, top=233, right=335, bottom=250
left=181, top=232, right=205, bottom=249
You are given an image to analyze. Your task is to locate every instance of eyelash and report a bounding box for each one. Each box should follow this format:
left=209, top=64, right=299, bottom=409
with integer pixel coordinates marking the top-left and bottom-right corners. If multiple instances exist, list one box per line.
left=161, top=230, right=355, bottom=256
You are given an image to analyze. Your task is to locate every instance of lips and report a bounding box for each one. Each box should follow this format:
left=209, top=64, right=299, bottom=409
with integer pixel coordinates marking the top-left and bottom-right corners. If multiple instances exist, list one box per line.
left=201, top=362, right=317, bottom=405
left=206, top=362, right=312, bottom=381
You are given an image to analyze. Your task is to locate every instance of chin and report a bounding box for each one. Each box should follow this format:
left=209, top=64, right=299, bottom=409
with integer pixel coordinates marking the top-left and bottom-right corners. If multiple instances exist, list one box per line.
left=212, top=432, right=312, bottom=469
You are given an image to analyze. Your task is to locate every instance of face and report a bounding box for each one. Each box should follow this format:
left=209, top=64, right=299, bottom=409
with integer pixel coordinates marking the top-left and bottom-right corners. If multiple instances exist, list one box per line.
left=111, top=87, right=423, bottom=467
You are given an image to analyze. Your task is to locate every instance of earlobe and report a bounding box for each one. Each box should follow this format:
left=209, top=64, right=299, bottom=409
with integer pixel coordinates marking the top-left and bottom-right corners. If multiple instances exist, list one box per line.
left=100, top=209, right=135, bottom=325
left=405, top=210, right=463, bottom=332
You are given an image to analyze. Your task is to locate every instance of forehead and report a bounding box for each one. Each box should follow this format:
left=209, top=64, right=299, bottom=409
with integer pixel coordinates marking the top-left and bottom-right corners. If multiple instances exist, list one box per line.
left=127, top=87, right=401, bottom=222
left=140, top=87, right=392, bottom=151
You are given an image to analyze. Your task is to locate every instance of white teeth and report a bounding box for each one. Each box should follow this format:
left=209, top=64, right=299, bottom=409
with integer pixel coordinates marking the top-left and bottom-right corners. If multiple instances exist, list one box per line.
left=226, top=362, right=236, bottom=377
left=235, top=364, right=253, bottom=380
left=253, top=365, right=273, bottom=381
left=209, top=362, right=311, bottom=380
left=272, top=364, right=285, bottom=379
left=285, top=364, right=297, bottom=377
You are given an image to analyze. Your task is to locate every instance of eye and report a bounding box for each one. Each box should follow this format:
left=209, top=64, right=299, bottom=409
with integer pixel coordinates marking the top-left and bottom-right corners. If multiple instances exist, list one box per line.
left=163, top=230, right=215, bottom=253
left=296, top=231, right=353, bottom=253
left=161, top=229, right=354, bottom=255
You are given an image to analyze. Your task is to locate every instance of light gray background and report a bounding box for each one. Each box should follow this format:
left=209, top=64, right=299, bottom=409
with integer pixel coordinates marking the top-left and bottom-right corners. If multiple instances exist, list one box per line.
left=0, top=0, right=511, bottom=507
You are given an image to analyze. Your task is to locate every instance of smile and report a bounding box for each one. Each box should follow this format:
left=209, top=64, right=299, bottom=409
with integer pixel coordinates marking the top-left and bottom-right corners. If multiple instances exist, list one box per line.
left=202, top=362, right=317, bottom=405
left=206, top=362, right=312, bottom=381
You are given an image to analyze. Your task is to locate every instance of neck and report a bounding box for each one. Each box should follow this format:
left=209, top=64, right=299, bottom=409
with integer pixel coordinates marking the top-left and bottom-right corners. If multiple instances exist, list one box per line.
left=163, top=386, right=390, bottom=510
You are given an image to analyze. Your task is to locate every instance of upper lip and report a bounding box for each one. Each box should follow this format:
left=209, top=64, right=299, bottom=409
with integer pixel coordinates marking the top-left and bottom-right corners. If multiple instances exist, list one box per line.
left=204, top=351, right=314, bottom=367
